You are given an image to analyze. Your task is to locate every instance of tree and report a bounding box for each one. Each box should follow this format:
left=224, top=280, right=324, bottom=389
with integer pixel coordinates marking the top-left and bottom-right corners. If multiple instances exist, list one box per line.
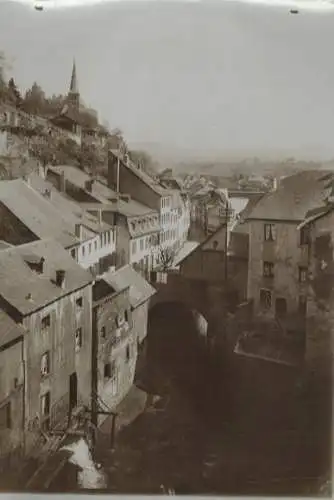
left=7, top=77, right=22, bottom=106
left=0, top=52, right=6, bottom=101
left=129, top=149, right=159, bottom=178
left=44, top=93, right=64, bottom=117
left=158, top=246, right=176, bottom=271
left=22, top=82, right=46, bottom=115
left=78, top=142, right=106, bottom=173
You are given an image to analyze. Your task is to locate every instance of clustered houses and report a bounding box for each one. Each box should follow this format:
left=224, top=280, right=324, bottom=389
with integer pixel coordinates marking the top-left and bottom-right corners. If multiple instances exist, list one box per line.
left=43, top=164, right=163, bottom=276
left=0, top=58, right=191, bottom=481
left=0, top=178, right=116, bottom=277
left=108, top=149, right=191, bottom=261
left=0, top=240, right=94, bottom=466
left=0, top=212, right=156, bottom=476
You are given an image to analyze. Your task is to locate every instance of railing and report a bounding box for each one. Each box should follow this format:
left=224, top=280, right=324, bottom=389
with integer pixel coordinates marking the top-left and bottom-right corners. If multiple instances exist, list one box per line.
left=110, top=322, right=130, bottom=349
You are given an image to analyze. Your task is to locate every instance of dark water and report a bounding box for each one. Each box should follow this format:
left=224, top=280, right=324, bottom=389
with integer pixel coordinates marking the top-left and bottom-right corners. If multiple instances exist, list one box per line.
left=51, top=303, right=332, bottom=495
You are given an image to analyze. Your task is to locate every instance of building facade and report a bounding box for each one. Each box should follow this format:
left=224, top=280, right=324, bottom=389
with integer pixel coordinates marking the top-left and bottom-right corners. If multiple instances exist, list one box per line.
left=0, top=312, right=25, bottom=473
left=91, top=265, right=156, bottom=424
left=298, top=205, right=334, bottom=380
left=0, top=239, right=93, bottom=454
left=246, top=171, right=330, bottom=324
left=92, top=282, right=135, bottom=424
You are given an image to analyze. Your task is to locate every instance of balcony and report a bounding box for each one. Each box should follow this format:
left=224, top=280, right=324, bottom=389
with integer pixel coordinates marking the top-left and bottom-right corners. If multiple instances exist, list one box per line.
left=110, top=321, right=130, bottom=348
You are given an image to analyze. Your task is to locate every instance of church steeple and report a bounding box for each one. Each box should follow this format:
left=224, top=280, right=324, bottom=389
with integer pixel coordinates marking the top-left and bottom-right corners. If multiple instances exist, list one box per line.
left=67, top=58, right=80, bottom=109
left=69, top=58, right=78, bottom=94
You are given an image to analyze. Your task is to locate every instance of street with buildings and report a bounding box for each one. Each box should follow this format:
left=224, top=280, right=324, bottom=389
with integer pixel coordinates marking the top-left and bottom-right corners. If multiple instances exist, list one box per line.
left=0, top=58, right=332, bottom=495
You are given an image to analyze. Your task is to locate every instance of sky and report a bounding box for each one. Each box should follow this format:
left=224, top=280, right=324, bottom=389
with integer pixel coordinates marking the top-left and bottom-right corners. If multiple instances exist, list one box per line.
left=1, top=0, right=334, bottom=162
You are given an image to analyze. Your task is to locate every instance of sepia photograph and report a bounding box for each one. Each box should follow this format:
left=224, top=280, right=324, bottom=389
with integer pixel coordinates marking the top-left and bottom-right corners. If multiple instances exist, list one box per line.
left=0, top=0, right=332, bottom=496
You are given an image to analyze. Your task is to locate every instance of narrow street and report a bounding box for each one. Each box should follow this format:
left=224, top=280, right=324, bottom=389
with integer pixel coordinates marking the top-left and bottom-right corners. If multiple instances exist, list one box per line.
left=95, top=304, right=332, bottom=496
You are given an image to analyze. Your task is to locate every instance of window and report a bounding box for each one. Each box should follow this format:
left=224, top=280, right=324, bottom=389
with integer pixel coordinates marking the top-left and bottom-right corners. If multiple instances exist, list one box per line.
left=82, top=245, right=85, bottom=257
left=264, top=223, right=276, bottom=241
left=104, top=361, right=116, bottom=380
left=75, top=328, right=83, bottom=351
left=299, top=266, right=308, bottom=283
left=263, top=261, right=274, bottom=277
left=104, top=363, right=111, bottom=379
left=76, top=297, right=83, bottom=309
left=100, top=234, right=103, bottom=247
left=94, top=240, right=98, bottom=251
left=0, top=403, right=11, bottom=430
left=41, top=314, right=51, bottom=330
left=132, top=240, right=137, bottom=255
left=41, top=392, right=50, bottom=418
left=41, top=351, right=50, bottom=376
left=140, top=239, right=144, bottom=251
left=126, top=344, right=130, bottom=363
left=71, top=248, right=76, bottom=259
left=125, top=310, right=129, bottom=322
left=300, top=226, right=310, bottom=246
left=260, top=289, right=272, bottom=309
left=88, top=243, right=92, bottom=254
left=101, top=326, right=106, bottom=338
left=116, top=311, right=125, bottom=327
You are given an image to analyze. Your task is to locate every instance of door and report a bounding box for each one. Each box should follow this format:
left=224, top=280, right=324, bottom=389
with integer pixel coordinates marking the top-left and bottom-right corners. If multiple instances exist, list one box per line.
left=275, top=298, right=287, bottom=318
left=69, top=372, right=78, bottom=411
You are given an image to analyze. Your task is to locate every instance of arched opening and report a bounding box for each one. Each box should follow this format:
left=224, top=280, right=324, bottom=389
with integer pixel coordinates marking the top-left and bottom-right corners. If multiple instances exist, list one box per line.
left=137, top=301, right=225, bottom=417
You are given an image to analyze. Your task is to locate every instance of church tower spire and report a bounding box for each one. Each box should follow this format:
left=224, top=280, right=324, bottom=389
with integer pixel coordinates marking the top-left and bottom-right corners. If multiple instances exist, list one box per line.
left=68, top=58, right=80, bottom=109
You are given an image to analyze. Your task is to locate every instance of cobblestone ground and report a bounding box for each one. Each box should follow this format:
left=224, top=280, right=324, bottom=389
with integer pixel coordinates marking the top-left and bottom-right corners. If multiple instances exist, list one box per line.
left=97, top=306, right=332, bottom=496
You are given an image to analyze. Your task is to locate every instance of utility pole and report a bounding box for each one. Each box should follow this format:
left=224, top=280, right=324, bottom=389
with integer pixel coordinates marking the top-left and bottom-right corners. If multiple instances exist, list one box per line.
left=116, top=149, right=120, bottom=193
left=224, top=198, right=229, bottom=282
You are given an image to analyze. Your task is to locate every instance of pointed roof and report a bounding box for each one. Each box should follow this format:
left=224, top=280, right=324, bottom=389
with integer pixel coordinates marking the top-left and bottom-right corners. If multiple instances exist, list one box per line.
left=69, top=59, right=79, bottom=95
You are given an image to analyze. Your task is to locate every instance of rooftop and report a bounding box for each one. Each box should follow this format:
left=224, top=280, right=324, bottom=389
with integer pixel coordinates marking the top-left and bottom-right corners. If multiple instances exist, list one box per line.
left=48, top=165, right=157, bottom=218
left=109, top=149, right=172, bottom=197
left=0, top=240, right=14, bottom=250
left=0, top=310, right=25, bottom=349
left=0, top=239, right=93, bottom=316
left=172, top=241, right=200, bottom=268
left=28, top=173, right=112, bottom=234
left=246, top=170, right=331, bottom=222
left=102, top=264, right=156, bottom=309
left=0, top=179, right=78, bottom=248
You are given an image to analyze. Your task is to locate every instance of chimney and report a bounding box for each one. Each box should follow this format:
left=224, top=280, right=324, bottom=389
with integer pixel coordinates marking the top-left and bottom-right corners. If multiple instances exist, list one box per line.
left=75, top=223, right=83, bottom=240
left=59, top=171, right=66, bottom=193
left=39, top=163, right=48, bottom=179
left=98, top=209, right=103, bottom=225
left=272, top=177, right=279, bottom=191
left=55, top=269, right=66, bottom=289
left=85, top=179, right=94, bottom=193
left=23, top=174, right=31, bottom=186
left=38, top=257, right=45, bottom=274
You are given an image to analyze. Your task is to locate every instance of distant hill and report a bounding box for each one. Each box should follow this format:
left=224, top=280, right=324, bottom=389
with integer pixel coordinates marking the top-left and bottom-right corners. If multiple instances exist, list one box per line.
left=174, top=158, right=327, bottom=177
